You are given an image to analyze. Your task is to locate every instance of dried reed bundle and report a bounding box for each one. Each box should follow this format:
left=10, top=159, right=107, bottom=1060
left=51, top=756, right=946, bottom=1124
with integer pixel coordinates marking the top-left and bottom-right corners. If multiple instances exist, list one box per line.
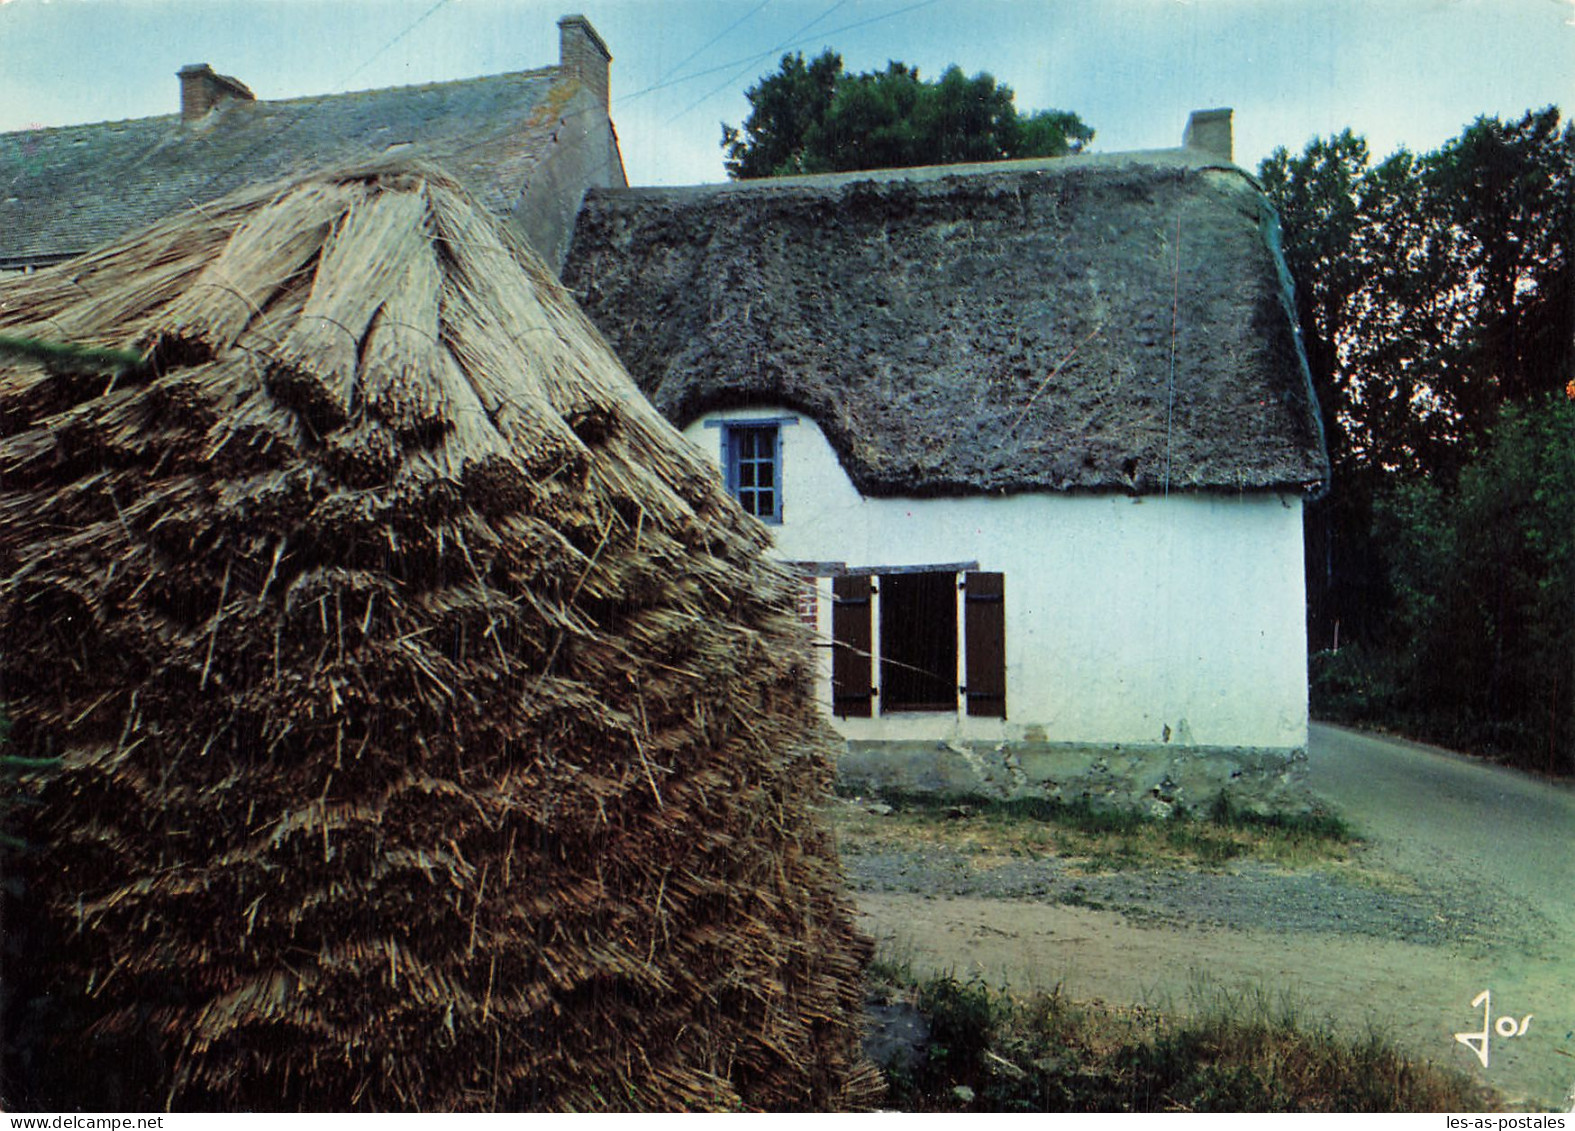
left=0, top=163, right=878, bottom=1113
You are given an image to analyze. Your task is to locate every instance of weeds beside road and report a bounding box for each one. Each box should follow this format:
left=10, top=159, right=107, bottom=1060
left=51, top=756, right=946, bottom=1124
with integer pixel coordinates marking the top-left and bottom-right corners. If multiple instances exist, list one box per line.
left=834, top=790, right=1358, bottom=872
left=835, top=772, right=1568, bottom=1111
left=866, top=961, right=1500, bottom=1112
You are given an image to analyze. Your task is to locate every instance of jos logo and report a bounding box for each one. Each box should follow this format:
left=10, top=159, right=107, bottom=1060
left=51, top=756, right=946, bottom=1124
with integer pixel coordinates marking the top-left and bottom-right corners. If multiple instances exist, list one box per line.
left=1453, top=989, right=1532, bottom=1069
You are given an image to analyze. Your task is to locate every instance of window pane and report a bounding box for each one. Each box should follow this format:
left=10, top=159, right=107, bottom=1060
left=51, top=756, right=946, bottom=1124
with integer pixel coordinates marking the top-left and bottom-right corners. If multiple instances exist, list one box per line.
left=725, top=424, right=780, bottom=522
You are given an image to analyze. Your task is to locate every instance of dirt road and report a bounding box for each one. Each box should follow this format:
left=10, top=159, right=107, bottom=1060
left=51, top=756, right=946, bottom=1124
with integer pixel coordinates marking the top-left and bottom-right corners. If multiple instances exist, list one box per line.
left=1307, top=724, right=1575, bottom=1108
left=850, top=724, right=1575, bottom=1111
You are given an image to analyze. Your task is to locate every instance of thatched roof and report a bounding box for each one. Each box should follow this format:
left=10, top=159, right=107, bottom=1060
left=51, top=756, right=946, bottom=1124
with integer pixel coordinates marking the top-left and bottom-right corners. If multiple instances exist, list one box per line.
left=562, top=149, right=1330, bottom=496
left=0, top=164, right=874, bottom=1112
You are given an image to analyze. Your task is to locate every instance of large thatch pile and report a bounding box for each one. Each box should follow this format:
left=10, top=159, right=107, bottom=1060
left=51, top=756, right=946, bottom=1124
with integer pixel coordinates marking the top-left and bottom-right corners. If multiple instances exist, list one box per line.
left=0, top=164, right=876, bottom=1111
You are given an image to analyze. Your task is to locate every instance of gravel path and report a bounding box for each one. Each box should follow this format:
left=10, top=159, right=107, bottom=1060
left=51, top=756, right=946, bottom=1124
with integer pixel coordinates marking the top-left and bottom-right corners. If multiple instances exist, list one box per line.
left=843, top=847, right=1550, bottom=956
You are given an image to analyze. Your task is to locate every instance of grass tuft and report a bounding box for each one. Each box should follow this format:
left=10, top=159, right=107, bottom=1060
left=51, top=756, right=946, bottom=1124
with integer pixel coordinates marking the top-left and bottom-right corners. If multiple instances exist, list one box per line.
left=835, top=789, right=1359, bottom=873
left=872, top=965, right=1501, bottom=1113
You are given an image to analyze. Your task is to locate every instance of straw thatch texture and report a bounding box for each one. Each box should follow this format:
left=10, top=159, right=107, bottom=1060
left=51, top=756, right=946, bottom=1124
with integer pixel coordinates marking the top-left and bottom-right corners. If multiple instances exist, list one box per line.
left=0, top=164, right=877, bottom=1112
left=563, top=151, right=1329, bottom=496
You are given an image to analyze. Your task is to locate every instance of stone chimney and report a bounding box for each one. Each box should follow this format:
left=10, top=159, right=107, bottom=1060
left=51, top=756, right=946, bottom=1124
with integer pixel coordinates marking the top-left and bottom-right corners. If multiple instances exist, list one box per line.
left=557, top=15, right=611, bottom=110
left=178, top=64, right=255, bottom=122
left=1183, top=108, right=1233, bottom=162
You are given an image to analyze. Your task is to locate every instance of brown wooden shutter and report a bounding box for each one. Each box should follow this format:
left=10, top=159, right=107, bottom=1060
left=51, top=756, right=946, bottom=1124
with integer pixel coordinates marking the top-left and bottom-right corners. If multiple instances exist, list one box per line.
left=964, top=571, right=1006, bottom=718
left=831, top=574, right=873, bottom=718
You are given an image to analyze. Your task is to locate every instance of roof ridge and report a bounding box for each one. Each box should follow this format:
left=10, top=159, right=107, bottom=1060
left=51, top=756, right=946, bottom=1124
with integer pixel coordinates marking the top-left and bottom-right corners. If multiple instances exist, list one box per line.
left=262, top=63, right=562, bottom=110
left=602, top=147, right=1246, bottom=197
left=3, top=111, right=179, bottom=137
left=0, top=64, right=565, bottom=140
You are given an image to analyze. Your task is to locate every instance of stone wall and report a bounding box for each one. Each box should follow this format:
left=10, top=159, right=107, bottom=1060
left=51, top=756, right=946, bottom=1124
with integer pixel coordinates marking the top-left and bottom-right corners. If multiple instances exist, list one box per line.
left=510, top=85, right=625, bottom=275
left=838, top=739, right=1314, bottom=816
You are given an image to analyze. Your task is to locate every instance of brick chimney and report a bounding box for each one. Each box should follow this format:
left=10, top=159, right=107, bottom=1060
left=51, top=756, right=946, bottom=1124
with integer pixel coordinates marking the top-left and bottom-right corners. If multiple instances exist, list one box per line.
left=1183, top=108, right=1233, bottom=162
left=557, top=15, right=611, bottom=110
left=178, top=64, right=255, bottom=121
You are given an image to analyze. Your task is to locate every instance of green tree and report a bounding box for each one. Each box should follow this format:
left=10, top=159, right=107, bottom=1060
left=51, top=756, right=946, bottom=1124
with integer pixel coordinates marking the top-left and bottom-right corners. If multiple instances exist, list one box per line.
left=1425, top=109, right=1575, bottom=439
left=1270, top=108, right=1575, bottom=774
left=1372, top=394, right=1575, bottom=771
left=1259, top=132, right=1385, bottom=649
left=914, top=64, right=1019, bottom=165
left=1258, top=131, right=1370, bottom=477
left=1262, top=108, right=1574, bottom=663
left=1014, top=108, right=1096, bottom=163
left=720, top=49, right=844, bottom=178
left=1263, top=108, right=1573, bottom=483
left=815, top=61, right=929, bottom=172
left=722, top=51, right=1092, bottom=179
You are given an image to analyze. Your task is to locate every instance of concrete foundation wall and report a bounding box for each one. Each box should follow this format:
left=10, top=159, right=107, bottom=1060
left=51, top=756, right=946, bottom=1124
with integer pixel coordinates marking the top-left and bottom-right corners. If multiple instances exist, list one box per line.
left=839, top=739, right=1314, bottom=816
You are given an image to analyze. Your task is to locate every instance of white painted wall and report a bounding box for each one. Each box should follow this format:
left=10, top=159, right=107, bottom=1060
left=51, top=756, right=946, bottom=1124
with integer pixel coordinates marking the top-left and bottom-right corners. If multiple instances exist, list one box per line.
left=684, top=405, right=1309, bottom=752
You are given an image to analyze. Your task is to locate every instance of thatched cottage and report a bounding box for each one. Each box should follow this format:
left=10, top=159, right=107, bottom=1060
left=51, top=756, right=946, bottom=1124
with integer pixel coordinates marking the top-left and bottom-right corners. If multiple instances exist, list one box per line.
left=0, top=15, right=623, bottom=276
left=563, top=111, right=1331, bottom=810
left=0, top=164, right=876, bottom=1111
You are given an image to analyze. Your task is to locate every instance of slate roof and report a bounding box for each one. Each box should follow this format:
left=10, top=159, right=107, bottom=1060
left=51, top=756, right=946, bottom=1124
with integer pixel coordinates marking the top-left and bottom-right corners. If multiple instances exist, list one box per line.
left=1, top=67, right=617, bottom=270
left=562, top=148, right=1331, bottom=496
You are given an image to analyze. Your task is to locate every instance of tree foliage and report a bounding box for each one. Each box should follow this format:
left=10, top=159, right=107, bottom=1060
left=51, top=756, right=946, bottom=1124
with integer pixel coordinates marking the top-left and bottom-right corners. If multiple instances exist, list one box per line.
left=722, top=50, right=1093, bottom=179
left=1269, top=108, right=1575, bottom=773
left=1364, top=395, right=1575, bottom=770
left=1261, top=108, right=1574, bottom=482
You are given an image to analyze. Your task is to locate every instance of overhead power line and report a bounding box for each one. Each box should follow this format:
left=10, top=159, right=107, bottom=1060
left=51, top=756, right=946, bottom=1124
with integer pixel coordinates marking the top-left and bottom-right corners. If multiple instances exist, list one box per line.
left=669, top=0, right=850, bottom=125
left=649, top=0, right=776, bottom=96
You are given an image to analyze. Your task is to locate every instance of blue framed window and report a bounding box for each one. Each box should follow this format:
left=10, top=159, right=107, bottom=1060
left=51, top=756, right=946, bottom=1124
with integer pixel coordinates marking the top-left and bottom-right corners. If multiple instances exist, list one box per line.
left=727, top=424, right=780, bottom=523
left=706, top=417, right=795, bottom=524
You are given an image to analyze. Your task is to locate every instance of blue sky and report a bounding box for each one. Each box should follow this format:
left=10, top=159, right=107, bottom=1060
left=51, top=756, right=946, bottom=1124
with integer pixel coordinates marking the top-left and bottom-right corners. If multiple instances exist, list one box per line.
left=1, top=0, right=1571, bottom=185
